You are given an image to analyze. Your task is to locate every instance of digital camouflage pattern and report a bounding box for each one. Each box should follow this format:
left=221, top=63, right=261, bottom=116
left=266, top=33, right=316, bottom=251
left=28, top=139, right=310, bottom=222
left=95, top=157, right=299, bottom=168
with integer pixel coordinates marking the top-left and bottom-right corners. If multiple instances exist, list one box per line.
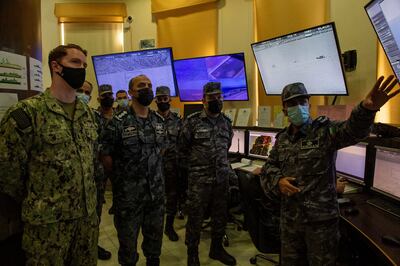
left=0, top=89, right=98, bottom=265
left=114, top=199, right=164, bottom=265
left=260, top=103, right=376, bottom=265
left=0, top=89, right=98, bottom=224
left=93, top=109, right=112, bottom=222
left=162, top=111, right=182, bottom=216
left=179, top=110, right=234, bottom=247
left=100, top=108, right=166, bottom=265
left=101, top=108, right=166, bottom=208
left=23, top=212, right=98, bottom=266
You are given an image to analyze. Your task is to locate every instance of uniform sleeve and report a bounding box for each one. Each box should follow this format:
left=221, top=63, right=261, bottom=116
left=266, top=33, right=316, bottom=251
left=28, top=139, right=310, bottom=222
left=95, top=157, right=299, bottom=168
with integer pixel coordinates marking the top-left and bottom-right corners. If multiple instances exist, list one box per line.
left=260, top=139, right=283, bottom=197
left=99, top=118, right=117, bottom=157
left=178, top=117, right=192, bottom=169
left=0, top=105, right=33, bottom=203
left=329, top=102, right=376, bottom=150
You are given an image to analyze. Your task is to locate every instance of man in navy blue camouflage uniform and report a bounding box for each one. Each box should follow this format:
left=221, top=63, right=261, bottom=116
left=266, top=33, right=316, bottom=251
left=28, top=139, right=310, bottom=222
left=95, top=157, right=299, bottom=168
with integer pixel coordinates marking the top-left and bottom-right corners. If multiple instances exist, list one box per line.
left=101, top=75, right=166, bottom=266
left=179, top=82, right=237, bottom=266
left=259, top=76, right=399, bottom=266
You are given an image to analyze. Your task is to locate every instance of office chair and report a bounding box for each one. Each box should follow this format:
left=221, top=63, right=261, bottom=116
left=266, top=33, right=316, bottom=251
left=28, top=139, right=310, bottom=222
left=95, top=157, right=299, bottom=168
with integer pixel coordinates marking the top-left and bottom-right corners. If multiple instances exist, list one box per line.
left=237, top=170, right=280, bottom=265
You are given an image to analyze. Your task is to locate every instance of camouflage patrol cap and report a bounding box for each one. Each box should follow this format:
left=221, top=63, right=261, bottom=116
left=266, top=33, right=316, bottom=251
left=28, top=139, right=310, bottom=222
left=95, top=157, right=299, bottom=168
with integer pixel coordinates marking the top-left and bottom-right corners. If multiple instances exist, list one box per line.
left=98, top=84, right=113, bottom=96
left=155, top=86, right=170, bottom=96
left=281, top=82, right=309, bottom=102
left=203, top=82, right=222, bottom=95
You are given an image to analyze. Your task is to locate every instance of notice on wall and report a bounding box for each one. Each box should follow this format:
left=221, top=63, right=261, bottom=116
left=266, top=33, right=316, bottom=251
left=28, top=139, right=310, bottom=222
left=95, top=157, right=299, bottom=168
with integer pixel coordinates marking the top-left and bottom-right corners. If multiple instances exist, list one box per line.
left=0, top=51, right=28, bottom=90
left=235, top=108, right=251, bottom=127
left=224, top=109, right=237, bottom=124
left=0, top=93, right=18, bottom=121
left=258, top=106, right=271, bottom=127
left=30, top=57, right=43, bottom=92
left=273, top=105, right=285, bottom=128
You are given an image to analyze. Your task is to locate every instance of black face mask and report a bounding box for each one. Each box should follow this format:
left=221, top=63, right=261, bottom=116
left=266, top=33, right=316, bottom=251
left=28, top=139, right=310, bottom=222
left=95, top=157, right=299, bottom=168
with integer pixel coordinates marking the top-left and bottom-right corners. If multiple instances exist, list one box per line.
left=136, top=89, right=154, bottom=106
left=57, top=63, right=86, bottom=90
left=157, top=102, right=170, bottom=112
left=100, top=97, right=114, bottom=108
left=207, top=99, right=223, bottom=114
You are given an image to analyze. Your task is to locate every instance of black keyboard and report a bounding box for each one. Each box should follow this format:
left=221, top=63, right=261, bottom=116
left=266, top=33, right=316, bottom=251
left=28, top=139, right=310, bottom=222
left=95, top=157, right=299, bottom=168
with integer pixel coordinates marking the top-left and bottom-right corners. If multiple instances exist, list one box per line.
left=367, top=198, right=400, bottom=219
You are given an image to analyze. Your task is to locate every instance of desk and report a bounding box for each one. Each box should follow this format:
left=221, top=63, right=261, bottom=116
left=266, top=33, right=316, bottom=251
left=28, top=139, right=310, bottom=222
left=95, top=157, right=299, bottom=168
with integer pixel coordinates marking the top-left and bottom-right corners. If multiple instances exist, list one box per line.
left=340, top=193, right=400, bottom=265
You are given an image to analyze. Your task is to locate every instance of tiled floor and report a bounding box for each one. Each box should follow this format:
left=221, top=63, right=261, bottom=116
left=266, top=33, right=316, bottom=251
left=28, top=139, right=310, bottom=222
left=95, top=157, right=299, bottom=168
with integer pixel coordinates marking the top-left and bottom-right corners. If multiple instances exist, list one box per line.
left=98, top=192, right=279, bottom=266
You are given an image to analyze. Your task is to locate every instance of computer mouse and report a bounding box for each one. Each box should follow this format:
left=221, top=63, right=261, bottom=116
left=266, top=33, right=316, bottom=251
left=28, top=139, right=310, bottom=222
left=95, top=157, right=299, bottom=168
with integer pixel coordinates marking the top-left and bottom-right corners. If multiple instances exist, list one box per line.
left=381, top=235, right=400, bottom=247
left=344, top=207, right=359, bottom=215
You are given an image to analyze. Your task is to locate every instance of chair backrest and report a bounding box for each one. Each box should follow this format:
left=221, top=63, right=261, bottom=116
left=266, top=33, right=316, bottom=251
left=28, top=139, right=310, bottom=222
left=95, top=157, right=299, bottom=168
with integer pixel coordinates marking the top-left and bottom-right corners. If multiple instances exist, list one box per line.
left=237, top=170, right=280, bottom=253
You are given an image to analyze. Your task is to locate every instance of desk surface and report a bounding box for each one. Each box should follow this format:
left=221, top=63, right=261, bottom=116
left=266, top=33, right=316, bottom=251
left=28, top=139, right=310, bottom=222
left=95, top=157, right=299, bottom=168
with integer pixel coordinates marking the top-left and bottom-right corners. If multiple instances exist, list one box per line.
left=340, top=193, right=400, bottom=265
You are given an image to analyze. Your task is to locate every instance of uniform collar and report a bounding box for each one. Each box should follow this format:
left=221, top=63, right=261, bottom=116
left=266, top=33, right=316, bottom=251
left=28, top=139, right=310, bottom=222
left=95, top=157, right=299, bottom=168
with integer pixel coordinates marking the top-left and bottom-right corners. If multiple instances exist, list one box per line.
left=44, top=89, right=88, bottom=121
left=287, top=117, right=313, bottom=138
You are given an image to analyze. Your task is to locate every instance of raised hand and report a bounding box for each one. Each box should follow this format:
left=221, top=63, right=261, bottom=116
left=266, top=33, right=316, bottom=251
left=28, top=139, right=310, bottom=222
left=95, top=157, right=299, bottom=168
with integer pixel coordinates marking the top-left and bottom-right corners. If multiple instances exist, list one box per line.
left=362, top=75, right=400, bottom=111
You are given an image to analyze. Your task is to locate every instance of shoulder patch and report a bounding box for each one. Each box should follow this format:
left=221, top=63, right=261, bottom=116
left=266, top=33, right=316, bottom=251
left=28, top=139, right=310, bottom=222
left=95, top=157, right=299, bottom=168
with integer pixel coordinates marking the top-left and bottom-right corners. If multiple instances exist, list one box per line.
left=154, top=111, right=165, bottom=121
left=115, top=110, right=128, bottom=121
left=187, top=111, right=201, bottom=119
left=222, top=113, right=232, bottom=123
left=10, top=108, right=31, bottom=130
left=275, top=127, right=287, bottom=139
left=313, top=116, right=330, bottom=128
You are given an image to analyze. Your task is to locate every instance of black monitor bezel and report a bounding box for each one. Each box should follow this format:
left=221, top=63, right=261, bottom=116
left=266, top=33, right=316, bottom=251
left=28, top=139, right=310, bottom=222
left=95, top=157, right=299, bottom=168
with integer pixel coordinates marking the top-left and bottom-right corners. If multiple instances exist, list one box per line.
left=365, top=0, right=400, bottom=80
left=251, top=22, right=349, bottom=96
left=91, top=47, right=179, bottom=97
left=371, top=145, right=400, bottom=202
left=173, top=52, right=250, bottom=102
left=229, top=128, right=247, bottom=156
left=335, top=142, right=368, bottom=186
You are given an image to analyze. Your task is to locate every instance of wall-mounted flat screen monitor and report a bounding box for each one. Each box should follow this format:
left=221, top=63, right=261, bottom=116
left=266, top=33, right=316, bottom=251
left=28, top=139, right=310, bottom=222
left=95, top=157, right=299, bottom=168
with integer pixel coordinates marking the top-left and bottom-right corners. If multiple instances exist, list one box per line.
left=365, top=0, right=400, bottom=80
left=92, top=47, right=177, bottom=96
left=335, top=143, right=367, bottom=185
left=174, top=53, right=249, bottom=101
left=251, top=22, right=348, bottom=95
left=372, top=146, right=400, bottom=201
left=248, top=130, right=277, bottom=159
left=229, top=129, right=246, bottom=154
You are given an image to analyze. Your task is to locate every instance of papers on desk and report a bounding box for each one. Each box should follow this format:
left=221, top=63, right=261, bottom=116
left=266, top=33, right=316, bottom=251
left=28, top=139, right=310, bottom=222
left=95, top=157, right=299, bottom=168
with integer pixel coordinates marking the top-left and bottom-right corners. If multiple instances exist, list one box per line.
left=231, top=158, right=265, bottom=173
left=343, top=182, right=363, bottom=194
left=231, top=158, right=252, bottom=169
left=239, top=164, right=261, bottom=173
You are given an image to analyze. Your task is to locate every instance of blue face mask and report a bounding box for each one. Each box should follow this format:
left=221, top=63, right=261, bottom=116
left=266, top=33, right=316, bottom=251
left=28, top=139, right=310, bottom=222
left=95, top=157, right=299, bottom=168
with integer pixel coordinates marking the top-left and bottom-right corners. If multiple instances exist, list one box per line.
left=117, top=99, right=129, bottom=108
left=287, top=104, right=310, bottom=126
left=77, top=93, right=90, bottom=104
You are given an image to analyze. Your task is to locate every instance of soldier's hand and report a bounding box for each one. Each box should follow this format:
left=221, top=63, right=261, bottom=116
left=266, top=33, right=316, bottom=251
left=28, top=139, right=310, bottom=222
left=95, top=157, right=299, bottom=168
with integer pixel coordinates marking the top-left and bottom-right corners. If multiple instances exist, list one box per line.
left=278, top=177, right=301, bottom=197
left=336, top=177, right=348, bottom=194
left=362, top=75, right=400, bottom=111
left=252, top=167, right=262, bottom=176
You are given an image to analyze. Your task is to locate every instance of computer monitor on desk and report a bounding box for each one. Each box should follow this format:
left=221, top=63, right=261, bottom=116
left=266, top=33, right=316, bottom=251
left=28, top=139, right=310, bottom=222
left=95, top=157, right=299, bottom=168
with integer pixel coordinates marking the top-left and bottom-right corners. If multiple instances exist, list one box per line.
left=335, top=143, right=367, bottom=185
left=229, top=129, right=246, bottom=155
left=371, top=147, right=400, bottom=202
left=248, top=130, right=277, bottom=160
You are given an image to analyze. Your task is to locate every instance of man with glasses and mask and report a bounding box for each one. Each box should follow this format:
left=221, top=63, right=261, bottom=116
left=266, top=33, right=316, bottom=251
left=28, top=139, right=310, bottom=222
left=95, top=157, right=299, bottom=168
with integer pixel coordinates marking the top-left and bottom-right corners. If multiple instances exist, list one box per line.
left=155, top=86, right=182, bottom=242
left=76, top=80, right=93, bottom=105
left=258, top=77, right=400, bottom=266
left=179, top=82, right=236, bottom=266
left=0, top=44, right=98, bottom=265
left=115, top=89, right=130, bottom=113
left=100, top=74, right=166, bottom=266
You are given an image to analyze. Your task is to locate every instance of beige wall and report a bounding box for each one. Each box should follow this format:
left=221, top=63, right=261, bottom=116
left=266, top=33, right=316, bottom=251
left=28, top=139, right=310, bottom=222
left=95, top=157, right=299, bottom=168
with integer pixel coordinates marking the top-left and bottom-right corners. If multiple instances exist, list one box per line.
left=217, top=0, right=255, bottom=124
left=41, top=0, right=383, bottom=122
left=329, top=0, right=377, bottom=105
